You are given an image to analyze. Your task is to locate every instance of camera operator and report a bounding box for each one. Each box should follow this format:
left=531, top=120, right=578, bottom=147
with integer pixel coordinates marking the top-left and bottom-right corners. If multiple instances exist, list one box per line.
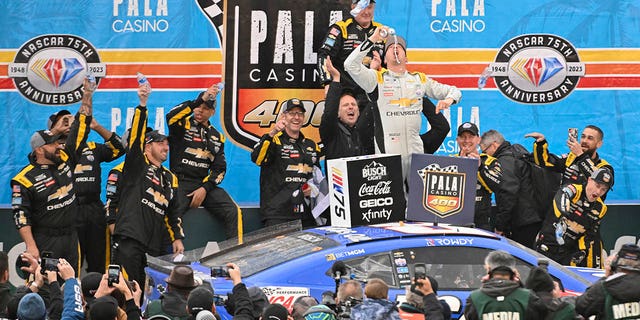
left=399, top=276, right=450, bottom=320
left=223, top=262, right=256, bottom=320
left=333, top=280, right=364, bottom=319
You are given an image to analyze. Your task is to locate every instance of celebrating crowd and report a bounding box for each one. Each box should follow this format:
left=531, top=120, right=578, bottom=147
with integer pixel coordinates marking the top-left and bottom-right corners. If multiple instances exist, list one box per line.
left=3, top=0, right=634, bottom=319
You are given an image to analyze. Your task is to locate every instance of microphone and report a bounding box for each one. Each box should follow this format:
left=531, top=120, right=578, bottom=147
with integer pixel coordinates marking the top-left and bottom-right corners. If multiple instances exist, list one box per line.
left=331, top=261, right=347, bottom=280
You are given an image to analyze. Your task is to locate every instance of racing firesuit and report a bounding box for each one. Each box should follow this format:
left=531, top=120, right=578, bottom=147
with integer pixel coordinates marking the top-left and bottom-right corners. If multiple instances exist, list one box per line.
left=166, top=97, right=242, bottom=239
left=454, top=153, right=502, bottom=231
left=74, top=134, right=124, bottom=273
left=112, top=105, right=184, bottom=288
left=11, top=112, right=90, bottom=274
left=532, top=139, right=614, bottom=200
left=251, top=131, right=320, bottom=228
left=344, top=38, right=462, bottom=180
left=536, top=183, right=607, bottom=268
left=317, top=18, right=384, bottom=102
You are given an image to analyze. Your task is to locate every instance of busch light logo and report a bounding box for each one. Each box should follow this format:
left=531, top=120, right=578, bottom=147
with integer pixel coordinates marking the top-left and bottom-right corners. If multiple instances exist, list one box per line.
left=418, top=163, right=465, bottom=218
left=491, top=34, right=585, bottom=104
left=362, top=161, right=387, bottom=181
left=9, top=34, right=106, bottom=105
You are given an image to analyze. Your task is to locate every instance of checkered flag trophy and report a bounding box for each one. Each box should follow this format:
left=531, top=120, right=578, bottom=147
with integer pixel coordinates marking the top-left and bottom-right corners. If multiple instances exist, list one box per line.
left=196, top=0, right=225, bottom=46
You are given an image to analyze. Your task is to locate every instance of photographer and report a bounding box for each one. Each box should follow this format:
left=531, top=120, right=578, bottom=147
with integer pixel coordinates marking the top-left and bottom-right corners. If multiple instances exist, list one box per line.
left=334, top=280, right=363, bottom=319
left=399, top=276, right=450, bottom=320
left=350, top=278, right=399, bottom=320
left=92, top=267, right=143, bottom=320
left=144, top=265, right=198, bottom=319
left=224, top=262, right=254, bottom=320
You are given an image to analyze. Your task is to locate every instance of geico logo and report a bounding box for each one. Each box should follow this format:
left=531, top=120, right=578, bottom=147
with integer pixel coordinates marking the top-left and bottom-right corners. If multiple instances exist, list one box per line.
left=285, top=177, right=306, bottom=183
left=359, top=197, right=393, bottom=208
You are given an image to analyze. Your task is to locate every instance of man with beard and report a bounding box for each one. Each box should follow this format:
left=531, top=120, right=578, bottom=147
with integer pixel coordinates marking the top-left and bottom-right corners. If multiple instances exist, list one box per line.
left=525, top=125, right=613, bottom=200
left=535, top=168, right=611, bottom=268
left=251, top=98, right=320, bottom=227
left=10, top=78, right=93, bottom=274
left=111, top=84, right=184, bottom=296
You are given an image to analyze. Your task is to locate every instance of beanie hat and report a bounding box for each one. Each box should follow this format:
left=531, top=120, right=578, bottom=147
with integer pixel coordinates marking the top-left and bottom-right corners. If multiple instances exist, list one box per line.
left=17, top=293, right=46, bottom=320
left=525, top=267, right=555, bottom=293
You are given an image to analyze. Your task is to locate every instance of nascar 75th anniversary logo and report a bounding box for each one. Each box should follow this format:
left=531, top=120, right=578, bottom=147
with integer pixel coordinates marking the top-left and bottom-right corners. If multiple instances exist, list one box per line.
left=418, top=164, right=465, bottom=218
left=9, top=34, right=106, bottom=105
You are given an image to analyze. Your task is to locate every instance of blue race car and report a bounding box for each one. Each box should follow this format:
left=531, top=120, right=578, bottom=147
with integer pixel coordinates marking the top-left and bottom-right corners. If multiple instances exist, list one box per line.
left=146, top=222, right=602, bottom=319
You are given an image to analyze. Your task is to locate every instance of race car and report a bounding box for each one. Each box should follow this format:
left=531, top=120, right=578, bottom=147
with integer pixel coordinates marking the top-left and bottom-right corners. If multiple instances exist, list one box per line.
left=145, top=221, right=603, bottom=319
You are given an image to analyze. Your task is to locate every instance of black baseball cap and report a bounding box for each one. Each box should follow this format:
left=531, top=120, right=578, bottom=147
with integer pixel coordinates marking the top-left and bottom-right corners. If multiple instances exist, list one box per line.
left=283, top=98, right=306, bottom=112
left=616, top=244, right=640, bottom=272
left=30, top=130, right=63, bottom=151
left=47, top=110, right=71, bottom=130
left=145, top=130, right=168, bottom=144
left=196, top=91, right=216, bottom=109
left=457, top=122, right=479, bottom=136
left=590, top=167, right=613, bottom=189
left=352, top=0, right=375, bottom=3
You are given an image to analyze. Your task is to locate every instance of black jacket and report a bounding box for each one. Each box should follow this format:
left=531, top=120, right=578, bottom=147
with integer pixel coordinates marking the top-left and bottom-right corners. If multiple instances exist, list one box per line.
left=74, top=134, right=125, bottom=201
left=229, top=283, right=254, bottom=320
left=575, top=272, right=640, bottom=319
left=493, top=142, right=542, bottom=230
left=464, top=278, right=547, bottom=320
left=251, top=131, right=320, bottom=225
left=320, top=80, right=368, bottom=160
left=166, top=98, right=228, bottom=190
left=420, top=98, right=450, bottom=154
left=112, top=106, right=184, bottom=256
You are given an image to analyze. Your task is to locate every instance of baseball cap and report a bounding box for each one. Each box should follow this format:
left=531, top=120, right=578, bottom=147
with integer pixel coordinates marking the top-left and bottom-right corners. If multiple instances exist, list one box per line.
left=262, top=303, right=289, bottom=320
left=352, top=0, right=375, bottom=3
left=17, top=293, right=47, bottom=320
left=188, top=286, right=215, bottom=315
left=283, top=98, right=306, bottom=112
left=196, top=91, right=216, bottom=109
left=81, top=272, right=103, bottom=299
left=616, top=243, right=640, bottom=272
left=30, top=130, right=63, bottom=151
left=590, top=167, right=613, bottom=189
left=384, top=35, right=407, bottom=56
left=47, top=109, right=71, bottom=130
left=145, top=130, right=168, bottom=144
left=89, top=295, right=119, bottom=320
left=457, top=122, right=479, bottom=136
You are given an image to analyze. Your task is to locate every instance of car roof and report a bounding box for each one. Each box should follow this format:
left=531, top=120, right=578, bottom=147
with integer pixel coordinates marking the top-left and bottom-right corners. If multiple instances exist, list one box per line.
left=306, top=222, right=501, bottom=246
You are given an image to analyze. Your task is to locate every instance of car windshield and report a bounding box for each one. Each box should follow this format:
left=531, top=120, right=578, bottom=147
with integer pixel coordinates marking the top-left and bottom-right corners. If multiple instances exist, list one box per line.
left=200, top=231, right=340, bottom=277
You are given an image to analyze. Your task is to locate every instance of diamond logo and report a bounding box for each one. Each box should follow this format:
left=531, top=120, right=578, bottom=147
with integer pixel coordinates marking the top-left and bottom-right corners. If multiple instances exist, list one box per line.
left=512, top=56, right=563, bottom=87
left=30, top=57, right=83, bottom=87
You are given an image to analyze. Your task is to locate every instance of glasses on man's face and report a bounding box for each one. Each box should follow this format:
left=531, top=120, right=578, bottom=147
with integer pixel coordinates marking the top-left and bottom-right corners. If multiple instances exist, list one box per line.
left=480, top=142, right=493, bottom=153
left=286, top=111, right=305, bottom=117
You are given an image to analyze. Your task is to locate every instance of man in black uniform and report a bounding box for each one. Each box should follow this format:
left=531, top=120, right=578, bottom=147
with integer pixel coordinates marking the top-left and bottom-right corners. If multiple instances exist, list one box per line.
left=10, top=79, right=93, bottom=274
left=111, top=85, right=184, bottom=291
left=481, top=129, right=542, bottom=248
left=576, top=243, right=640, bottom=319
left=535, top=168, right=611, bottom=268
left=48, top=110, right=125, bottom=273
left=454, top=123, right=502, bottom=231
left=251, top=99, right=321, bottom=227
left=526, top=125, right=614, bottom=199
left=317, top=0, right=383, bottom=102
left=166, top=84, right=242, bottom=240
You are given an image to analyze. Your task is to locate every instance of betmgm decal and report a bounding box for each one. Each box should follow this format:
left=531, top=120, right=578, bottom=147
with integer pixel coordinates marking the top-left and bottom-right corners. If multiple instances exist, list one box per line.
left=418, top=164, right=465, bottom=218
left=491, top=34, right=585, bottom=104
left=9, top=34, right=106, bottom=105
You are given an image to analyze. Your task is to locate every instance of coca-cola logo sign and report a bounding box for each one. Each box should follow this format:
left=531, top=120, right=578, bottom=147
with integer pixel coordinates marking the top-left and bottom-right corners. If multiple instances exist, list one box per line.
left=358, top=181, right=392, bottom=197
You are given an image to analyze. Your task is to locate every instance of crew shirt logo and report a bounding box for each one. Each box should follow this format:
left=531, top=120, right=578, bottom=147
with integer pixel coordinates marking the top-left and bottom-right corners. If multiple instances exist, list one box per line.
left=491, top=34, right=585, bottom=104
left=418, top=164, right=465, bottom=218
left=9, top=34, right=106, bottom=105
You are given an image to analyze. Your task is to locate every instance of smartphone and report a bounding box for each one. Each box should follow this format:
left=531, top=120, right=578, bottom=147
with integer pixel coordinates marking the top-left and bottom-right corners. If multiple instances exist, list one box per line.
left=108, top=264, right=120, bottom=286
left=568, top=128, right=578, bottom=141
left=40, top=251, right=58, bottom=275
left=412, top=263, right=427, bottom=281
left=210, top=266, right=230, bottom=278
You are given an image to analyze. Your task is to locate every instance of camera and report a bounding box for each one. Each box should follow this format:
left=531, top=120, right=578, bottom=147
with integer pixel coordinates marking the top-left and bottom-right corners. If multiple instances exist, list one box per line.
left=210, top=266, right=230, bottom=278
left=40, top=251, right=58, bottom=275
left=108, top=264, right=121, bottom=287
left=336, top=296, right=362, bottom=319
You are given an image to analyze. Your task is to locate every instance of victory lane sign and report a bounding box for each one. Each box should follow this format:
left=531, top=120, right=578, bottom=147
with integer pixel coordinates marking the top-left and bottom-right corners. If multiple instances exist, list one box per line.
left=222, top=0, right=349, bottom=149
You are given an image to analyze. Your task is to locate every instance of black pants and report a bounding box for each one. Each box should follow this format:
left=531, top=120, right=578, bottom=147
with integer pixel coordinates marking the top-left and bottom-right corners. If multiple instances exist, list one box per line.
left=178, top=180, right=242, bottom=239
left=77, top=201, right=108, bottom=273
left=113, top=237, right=147, bottom=299
left=510, top=222, right=542, bottom=249
left=33, top=230, right=80, bottom=276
